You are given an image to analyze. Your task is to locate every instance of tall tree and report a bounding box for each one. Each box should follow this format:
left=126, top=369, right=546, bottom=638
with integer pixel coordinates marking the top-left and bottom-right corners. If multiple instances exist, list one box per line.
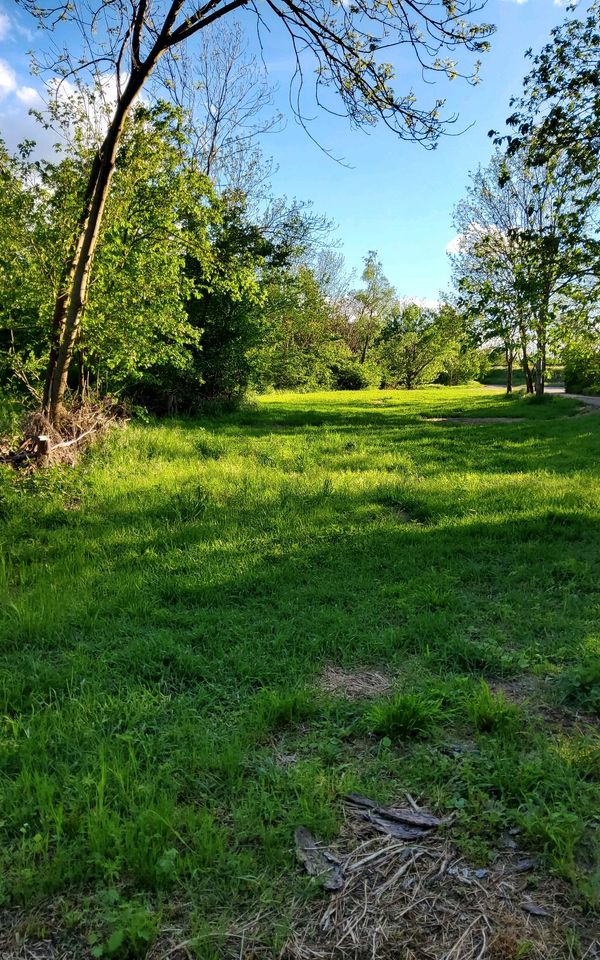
left=350, top=252, right=397, bottom=364
left=377, top=303, right=459, bottom=389
left=17, top=0, right=493, bottom=422
left=452, top=151, right=596, bottom=396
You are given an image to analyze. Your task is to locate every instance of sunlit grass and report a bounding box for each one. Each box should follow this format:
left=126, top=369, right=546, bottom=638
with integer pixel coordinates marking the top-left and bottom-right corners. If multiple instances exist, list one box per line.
left=0, top=386, right=599, bottom=949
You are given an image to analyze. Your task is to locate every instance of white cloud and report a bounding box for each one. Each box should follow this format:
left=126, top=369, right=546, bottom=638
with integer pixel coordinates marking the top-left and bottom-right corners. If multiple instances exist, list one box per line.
left=16, top=85, right=41, bottom=105
left=399, top=296, right=441, bottom=311
left=0, top=11, right=10, bottom=40
left=445, top=234, right=463, bottom=255
left=446, top=223, right=507, bottom=256
left=0, top=58, right=16, bottom=98
left=501, top=0, right=528, bottom=5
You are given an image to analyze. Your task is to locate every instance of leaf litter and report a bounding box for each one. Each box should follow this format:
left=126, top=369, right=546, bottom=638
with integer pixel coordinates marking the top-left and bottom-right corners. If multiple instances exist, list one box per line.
left=287, top=793, right=599, bottom=960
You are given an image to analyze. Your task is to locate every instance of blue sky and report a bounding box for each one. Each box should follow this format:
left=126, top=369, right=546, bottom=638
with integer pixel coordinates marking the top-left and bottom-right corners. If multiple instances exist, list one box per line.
left=0, top=0, right=572, bottom=299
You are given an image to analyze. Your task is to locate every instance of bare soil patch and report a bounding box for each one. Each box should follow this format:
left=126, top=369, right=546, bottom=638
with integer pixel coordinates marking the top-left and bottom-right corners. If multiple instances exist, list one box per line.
left=425, top=417, right=525, bottom=425
left=318, top=666, right=392, bottom=700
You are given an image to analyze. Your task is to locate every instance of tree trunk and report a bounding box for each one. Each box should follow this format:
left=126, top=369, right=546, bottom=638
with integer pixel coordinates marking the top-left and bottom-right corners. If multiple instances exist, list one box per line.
left=534, top=326, right=546, bottom=398
left=359, top=335, right=370, bottom=364
left=521, top=339, right=534, bottom=393
left=506, top=352, right=513, bottom=395
left=44, top=71, right=148, bottom=423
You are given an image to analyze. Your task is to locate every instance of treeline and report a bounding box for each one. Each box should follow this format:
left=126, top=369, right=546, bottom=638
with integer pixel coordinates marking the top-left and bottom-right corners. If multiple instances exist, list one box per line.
left=0, top=105, right=484, bottom=412
left=1, top=2, right=598, bottom=415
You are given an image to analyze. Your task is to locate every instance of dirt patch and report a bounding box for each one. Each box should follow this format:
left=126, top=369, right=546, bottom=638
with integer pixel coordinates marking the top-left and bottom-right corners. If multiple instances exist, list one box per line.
left=318, top=666, right=392, bottom=700
left=489, top=679, right=600, bottom=734
left=425, top=417, right=525, bottom=425
left=284, top=799, right=597, bottom=960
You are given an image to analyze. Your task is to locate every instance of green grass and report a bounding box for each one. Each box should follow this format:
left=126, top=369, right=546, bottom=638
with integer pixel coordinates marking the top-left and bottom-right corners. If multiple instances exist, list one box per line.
left=482, top=365, right=564, bottom=387
left=1, top=386, right=599, bottom=953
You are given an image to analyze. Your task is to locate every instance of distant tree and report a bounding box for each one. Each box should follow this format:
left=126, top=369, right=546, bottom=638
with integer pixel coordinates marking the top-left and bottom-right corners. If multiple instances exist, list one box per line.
left=17, top=0, right=493, bottom=422
left=250, top=266, right=347, bottom=391
left=377, top=303, right=459, bottom=389
left=563, top=334, right=600, bottom=396
left=451, top=150, right=597, bottom=396
left=436, top=304, right=489, bottom=385
left=349, top=252, right=397, bottom=364
left=164, top=21, right=281, bottom=197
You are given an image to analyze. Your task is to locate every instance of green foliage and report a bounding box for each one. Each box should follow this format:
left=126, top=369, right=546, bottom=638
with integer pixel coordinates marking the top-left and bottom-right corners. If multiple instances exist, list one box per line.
left=439, top=346, right=490, bottom=386
left=84, top=105, right=216, bottom=394
left=558, top=658, right=600, bottom=716
left=504, top=0, right=600, bottom=205
left=563, top=339, right=600, bottom=396
left=250, top=266, right=346, bottom=391
left=377, top=303, right=460, bottom=389
left=331, top=358, right=381, bottom=390
left=0, top=112, right=343, bottom=411
left=350, top=252, right=397, bottom=364
left=467, top=681, right=520, bottom=733
left=88, top=891, right=159, bottom=958
left=452, top=149, right=598, bottom=396
left=365, top=693, right=443, bottom=740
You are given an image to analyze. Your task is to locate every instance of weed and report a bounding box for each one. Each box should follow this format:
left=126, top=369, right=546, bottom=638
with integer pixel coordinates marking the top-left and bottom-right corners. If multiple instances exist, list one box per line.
left=251, top=688, right=319, bottom=734
left=88, top=891, right=159, bottom=958
left=467, top=681, right=521, bottom=733
left=558, top=657, right=600, bottom=715
left=365, top=692, right=443, bottom=740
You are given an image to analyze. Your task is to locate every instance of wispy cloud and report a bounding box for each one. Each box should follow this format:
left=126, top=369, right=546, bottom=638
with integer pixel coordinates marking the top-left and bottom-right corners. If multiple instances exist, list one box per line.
left=501, top=0, right=529, bottom=6
left=0, top=11, right=10, bottom=41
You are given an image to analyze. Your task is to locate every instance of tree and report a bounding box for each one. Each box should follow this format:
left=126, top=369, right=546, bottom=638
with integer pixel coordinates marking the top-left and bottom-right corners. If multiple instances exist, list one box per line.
left=377, top=303, right=459, bottom=389
left=451, top=150, right=597, bottom=396
left=500, top=1, right=599, bottom=195
left=163, top=21, right=281, bottom=196
left=17, top=0, right=493, bottom=422
left=0, top=142, right=53, bottom=398
left=0, top=107, right=224, bottom=402
left=348, top=252, right=397, bottom=364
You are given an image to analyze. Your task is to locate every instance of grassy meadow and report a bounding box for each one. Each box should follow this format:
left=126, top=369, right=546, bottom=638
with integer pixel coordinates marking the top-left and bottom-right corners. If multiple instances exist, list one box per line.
left=1, top=386, right=599, bottom=955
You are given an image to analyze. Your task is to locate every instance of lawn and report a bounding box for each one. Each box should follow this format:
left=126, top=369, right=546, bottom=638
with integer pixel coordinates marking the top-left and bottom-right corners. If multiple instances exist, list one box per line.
left=1, top=387, right=599, bottom=957
left=482, top=366, right=565, bottom=388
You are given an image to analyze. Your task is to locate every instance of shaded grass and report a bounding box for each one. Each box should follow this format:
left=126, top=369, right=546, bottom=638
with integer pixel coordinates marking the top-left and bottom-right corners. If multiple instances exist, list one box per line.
left=0, top=386, right=599, bottom=952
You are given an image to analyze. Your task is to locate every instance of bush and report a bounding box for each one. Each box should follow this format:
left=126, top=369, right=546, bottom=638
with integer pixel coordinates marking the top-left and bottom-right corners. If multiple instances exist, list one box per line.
left=331, top=359, right=381, bottom=390
left=438, top=348, right=491, bottom=386
left=563, top=340, right=600, bottom=396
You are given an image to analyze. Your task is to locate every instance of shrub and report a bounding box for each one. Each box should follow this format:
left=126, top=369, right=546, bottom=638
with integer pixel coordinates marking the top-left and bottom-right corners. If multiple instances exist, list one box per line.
left=438, top=348, right=491, bottom=386
left=563, top=340, right=600, bottom=396
left=331, top=359, right=381, bottom=390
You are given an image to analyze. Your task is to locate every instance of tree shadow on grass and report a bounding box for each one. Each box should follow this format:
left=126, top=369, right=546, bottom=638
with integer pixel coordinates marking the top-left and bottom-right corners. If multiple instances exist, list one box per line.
left=1, top=452, right=599, bottom=914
